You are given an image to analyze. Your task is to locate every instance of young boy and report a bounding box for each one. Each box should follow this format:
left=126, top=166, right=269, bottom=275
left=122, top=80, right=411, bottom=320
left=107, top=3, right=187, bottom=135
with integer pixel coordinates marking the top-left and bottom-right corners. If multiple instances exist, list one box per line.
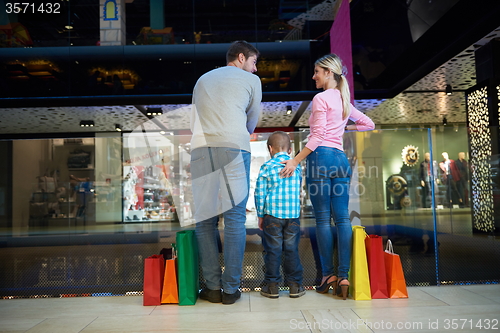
left=254, top=131, right=305, bottom=298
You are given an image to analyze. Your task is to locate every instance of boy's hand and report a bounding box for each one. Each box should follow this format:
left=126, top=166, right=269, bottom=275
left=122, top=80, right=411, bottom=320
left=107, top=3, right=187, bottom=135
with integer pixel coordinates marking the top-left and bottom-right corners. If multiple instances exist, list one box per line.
left=258, top=217, right=264, bottom=230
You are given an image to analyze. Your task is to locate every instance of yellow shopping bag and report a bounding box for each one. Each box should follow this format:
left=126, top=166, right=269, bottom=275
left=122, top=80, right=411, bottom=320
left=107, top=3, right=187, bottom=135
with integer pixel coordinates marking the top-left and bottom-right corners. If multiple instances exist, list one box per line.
left=349, top=225, right=372, bottom=300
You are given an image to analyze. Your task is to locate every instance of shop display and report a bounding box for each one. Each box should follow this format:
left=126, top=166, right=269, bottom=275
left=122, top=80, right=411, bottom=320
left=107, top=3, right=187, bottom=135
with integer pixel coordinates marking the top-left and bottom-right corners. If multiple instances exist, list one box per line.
left=385, top=174, right=408, bottom=210
left=123, top=165, right=175, bottom=222
left=28, top=172, right=93, bottom=227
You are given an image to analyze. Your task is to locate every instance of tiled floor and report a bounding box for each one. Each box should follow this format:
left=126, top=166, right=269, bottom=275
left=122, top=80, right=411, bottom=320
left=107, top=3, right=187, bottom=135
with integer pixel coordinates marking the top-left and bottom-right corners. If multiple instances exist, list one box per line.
left=1, top=285, right=499, bottom=333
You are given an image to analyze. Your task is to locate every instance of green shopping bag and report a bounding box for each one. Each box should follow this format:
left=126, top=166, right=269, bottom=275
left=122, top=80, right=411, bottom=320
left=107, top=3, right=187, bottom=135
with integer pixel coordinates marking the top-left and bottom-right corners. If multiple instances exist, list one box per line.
left=176, top=230, right=199, bottom=305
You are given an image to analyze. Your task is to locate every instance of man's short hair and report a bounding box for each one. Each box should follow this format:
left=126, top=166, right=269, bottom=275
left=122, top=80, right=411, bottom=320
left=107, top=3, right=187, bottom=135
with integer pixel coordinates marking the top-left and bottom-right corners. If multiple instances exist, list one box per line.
left=226, top=41, right=260, bottom=63
left=267, top=131, right=291, bottom=152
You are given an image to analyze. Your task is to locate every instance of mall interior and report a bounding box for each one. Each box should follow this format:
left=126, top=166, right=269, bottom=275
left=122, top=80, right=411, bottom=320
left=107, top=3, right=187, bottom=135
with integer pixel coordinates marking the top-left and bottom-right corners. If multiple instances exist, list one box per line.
left=0, top=0, right=500, bottom=332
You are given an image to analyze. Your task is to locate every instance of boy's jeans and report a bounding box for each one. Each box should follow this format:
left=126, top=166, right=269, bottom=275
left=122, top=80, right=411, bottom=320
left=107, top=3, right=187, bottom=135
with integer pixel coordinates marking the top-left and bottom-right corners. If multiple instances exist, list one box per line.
left=261, top=215, right=303, bottom=285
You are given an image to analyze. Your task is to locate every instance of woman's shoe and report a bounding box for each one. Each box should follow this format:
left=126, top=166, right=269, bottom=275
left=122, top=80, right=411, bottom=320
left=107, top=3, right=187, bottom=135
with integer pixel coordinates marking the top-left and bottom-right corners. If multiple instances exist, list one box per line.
left=315, top=274, right=337, bottom=294
left=337, top=277, right=350, bottom=300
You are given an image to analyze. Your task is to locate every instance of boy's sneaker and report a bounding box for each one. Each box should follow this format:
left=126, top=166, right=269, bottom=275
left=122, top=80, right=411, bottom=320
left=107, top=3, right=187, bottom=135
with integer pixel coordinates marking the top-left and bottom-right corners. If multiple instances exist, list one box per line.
left=199, top=288, right=222, bottom=303
left=222, top=289, right=241, bottom=305
left=260, top=282, right=279, bottom=298
left=289, top=282, right=306, bottom=298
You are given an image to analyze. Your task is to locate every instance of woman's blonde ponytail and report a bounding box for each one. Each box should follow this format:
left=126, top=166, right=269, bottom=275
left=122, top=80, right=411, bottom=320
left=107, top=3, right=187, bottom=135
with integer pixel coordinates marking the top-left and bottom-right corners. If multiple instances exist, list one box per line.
left=315, top=54, right=351, bottom=119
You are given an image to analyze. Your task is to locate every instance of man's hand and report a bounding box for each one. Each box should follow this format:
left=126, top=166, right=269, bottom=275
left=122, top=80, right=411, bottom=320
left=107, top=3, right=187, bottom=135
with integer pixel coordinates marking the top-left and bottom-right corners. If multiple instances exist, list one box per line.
left=258, top=217, right=264, bottom=230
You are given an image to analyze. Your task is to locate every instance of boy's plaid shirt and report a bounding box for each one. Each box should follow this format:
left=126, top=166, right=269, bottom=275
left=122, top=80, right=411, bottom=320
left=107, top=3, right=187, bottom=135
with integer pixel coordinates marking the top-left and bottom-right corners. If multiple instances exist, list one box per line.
left=255, top=152, right=302, bottom=219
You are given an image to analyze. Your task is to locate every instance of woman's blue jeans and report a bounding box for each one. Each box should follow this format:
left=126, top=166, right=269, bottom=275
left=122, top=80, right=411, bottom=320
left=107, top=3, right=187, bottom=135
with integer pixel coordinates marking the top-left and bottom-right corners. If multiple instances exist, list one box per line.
left=306, top=146, right=352, bottom=278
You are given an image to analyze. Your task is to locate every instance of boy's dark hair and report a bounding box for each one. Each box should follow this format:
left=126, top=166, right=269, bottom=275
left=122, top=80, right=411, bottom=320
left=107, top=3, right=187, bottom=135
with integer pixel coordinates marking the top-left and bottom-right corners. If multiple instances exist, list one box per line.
left=267, top=131, right=291, bottom=152
left=226, top=41, right=260, bottom=63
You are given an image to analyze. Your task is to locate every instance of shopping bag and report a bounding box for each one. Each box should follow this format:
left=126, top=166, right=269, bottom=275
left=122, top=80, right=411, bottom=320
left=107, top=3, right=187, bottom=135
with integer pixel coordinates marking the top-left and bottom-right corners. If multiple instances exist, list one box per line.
left=349, top=225, right=372, bottom=300
left=176, top=230, right=199, bottom=305
left=384, top=239, right=409, bottom=298
left=365, top=234, right=389, bottom=299
left=161, top=247, right=179, bottom=304
left=143, top=254, right=165, bottom=306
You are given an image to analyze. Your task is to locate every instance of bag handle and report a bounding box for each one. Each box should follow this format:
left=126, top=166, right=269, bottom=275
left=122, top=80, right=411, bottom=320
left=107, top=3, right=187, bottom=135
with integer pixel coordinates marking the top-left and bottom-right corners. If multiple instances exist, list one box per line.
left=171, top=243, right=177, bottom=259
left=353, top=225, right=368, bottom=237
left=385, top=239, right=394, bottom=254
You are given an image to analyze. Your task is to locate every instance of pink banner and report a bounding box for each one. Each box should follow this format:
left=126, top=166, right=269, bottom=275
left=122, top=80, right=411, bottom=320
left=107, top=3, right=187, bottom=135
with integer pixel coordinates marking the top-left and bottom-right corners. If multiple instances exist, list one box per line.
left=330, top=0, right=354, bottom=102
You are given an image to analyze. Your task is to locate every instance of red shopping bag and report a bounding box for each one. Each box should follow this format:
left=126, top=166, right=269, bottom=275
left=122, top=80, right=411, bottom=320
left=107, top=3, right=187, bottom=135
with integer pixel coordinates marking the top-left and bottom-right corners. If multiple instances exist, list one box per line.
left=161, top=247, right=179, bottom=304
left=365, top=235, right=389, bottom=299
left=384, top=240, right=408, bottom=298
left=143, top=254, right=165, bottom=306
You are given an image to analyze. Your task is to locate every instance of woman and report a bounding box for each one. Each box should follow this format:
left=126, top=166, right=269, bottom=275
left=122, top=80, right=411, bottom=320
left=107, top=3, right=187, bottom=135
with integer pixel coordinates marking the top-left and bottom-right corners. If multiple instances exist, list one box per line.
left=280, top=54, right=374, bottom=299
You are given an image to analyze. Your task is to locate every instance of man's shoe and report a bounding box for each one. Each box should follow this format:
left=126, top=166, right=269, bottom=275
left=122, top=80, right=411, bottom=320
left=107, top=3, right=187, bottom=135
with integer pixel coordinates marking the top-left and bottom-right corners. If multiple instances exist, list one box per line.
left=199, top=288, right=222, bottom=303
left=222, top=289, right=241, bottom=305
left=289, top=282, right=306, bottom=298
left=260, top=283, right=279, bottom=298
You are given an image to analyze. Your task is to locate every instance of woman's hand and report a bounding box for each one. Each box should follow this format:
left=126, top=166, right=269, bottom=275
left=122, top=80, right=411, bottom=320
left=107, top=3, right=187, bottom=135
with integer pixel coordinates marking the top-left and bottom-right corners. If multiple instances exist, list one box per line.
left=279, top=158, right=299, bottom=178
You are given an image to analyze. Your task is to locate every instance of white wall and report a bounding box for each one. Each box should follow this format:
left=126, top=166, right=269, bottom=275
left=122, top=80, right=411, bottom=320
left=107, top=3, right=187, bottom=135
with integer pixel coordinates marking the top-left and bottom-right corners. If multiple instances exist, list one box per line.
left=12, top=139, right=50, bottom=231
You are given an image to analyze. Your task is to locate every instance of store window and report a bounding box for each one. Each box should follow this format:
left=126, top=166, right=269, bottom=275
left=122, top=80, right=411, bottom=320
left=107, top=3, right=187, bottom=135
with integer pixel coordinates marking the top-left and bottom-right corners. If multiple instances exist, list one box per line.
left=2, top=127, right=499, bottom=299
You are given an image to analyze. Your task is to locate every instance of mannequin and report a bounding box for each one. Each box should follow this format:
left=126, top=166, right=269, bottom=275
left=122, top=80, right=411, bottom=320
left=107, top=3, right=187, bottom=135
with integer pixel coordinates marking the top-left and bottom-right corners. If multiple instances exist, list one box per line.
left=419, top=152, right=438, bottom=208
left=455, top=152, right=469, bottom=207
left=439, top=152, right=463, bottom=207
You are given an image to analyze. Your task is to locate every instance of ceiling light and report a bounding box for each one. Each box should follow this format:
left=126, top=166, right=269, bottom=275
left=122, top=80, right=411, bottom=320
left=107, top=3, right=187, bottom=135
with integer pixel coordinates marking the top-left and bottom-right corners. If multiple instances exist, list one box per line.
left=65, top=25, right=73, bottom=30
left=80, top=120, right=94, bottom=127
left=146, top=107, right=163, bottom=116
left=446, top=84, right=452, bottom=95
left=443, top=117, right=448, bottom=126
left=115, top=124, right=122, bottom=132
left=286, top=105, right=292, bottom=115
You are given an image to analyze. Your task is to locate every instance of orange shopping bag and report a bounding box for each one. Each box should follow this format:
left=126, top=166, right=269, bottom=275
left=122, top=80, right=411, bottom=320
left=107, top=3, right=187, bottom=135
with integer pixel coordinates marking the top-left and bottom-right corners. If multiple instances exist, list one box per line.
left=143, top=255, right=165, bottom=306
left=365, top=234, right=389, bottom=299
left=161, top=246, right=179, bottom=304
left=384, top=239, right=408, bottom=298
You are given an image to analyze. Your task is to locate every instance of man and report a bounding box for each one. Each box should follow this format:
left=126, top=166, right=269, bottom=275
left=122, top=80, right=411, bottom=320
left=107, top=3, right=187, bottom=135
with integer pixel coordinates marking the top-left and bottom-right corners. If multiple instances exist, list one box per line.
left=190, top=41, right=262, bottom=305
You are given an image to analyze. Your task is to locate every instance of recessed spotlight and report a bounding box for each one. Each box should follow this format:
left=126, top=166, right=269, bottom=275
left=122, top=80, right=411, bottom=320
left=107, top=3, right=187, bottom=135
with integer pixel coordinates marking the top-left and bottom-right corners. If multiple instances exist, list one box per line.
left=115, top=124, right=122, bottom=132
left=80, top=120, right=94, bottom=127
left=146, top=107, right=163, bottom=116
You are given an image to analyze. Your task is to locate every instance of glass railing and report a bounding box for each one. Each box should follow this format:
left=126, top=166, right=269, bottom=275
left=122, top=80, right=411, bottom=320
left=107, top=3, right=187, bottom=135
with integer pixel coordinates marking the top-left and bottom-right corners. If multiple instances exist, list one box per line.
left=1, top=127, right=498, bottom=298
